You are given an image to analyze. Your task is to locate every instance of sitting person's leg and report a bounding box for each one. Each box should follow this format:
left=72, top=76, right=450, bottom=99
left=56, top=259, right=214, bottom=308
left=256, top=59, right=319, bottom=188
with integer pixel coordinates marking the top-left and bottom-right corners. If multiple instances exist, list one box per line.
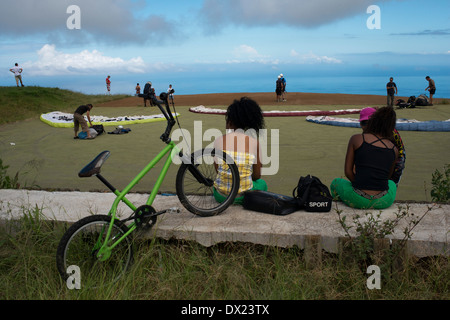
left=214, top=179, right=267, bottom=204
left=331, top=178, right=396, bottom=209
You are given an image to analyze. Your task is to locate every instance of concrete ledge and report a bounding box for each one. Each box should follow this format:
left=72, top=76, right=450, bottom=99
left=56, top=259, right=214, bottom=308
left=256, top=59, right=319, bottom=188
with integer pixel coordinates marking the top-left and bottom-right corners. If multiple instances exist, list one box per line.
left=0, top=189, right=448, bottom=257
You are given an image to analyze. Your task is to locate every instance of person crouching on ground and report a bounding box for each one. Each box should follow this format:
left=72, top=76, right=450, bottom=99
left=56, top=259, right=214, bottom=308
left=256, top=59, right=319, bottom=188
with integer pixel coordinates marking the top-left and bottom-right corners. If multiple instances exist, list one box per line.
left=330, top=106, right=399, bottom=209
left=73, top=104, right=94, bottom=139
left=213, top=97, right=268, bottom=204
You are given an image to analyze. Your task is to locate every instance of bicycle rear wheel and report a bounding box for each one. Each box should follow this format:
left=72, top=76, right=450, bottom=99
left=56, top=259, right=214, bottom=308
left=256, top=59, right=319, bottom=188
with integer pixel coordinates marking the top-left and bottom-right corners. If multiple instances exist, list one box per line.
left=176, top=148, right=240, bottom=217
left=56, top=215, right=133, bottom=289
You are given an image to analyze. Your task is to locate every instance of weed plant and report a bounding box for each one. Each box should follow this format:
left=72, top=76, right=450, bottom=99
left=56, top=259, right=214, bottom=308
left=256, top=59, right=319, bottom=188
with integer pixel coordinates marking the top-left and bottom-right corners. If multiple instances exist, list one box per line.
left=0, top=205, right=448, bottom=300
left=431, top=164, right=450, bottom=203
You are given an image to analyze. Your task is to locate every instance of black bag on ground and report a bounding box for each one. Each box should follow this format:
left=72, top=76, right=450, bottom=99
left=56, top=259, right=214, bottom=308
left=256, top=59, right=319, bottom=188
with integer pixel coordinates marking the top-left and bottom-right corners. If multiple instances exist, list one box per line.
left=92, top=124, right=105, bottom=135
left=407, top=96, right=416, bottom=106
left=242, top=190, right=299, bottom=216
left=415, top=94, right=429, bottom=106
left=293, top=175, right=332, bottom=212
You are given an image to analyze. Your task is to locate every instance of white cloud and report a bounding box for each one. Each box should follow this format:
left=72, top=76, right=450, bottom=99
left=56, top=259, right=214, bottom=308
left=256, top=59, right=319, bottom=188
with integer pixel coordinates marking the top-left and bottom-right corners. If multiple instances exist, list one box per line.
left=232, top=45, right=261, bottom=58
left=227, top=44, right=279, bottom=65
left=23, top=44, right=146, bottom=76
left=290, top=50, right=342, bottom=64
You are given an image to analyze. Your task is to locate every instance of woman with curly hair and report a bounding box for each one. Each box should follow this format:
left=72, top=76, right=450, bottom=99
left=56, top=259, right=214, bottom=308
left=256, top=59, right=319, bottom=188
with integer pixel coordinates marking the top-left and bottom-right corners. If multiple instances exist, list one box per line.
left=330, top=106, right=399, bottom=209
left=213, top=97, right=268, bottom=204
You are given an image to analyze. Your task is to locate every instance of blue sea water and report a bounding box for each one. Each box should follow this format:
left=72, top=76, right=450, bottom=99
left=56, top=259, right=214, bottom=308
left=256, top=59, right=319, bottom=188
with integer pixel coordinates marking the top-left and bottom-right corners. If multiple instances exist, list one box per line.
left=1, top=71, right=449, bottom=99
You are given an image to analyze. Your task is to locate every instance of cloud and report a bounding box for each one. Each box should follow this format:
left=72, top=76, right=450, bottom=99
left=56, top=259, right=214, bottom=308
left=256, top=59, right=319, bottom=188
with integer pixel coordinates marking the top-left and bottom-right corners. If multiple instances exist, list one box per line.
left=232, top=45, right=261, bottom=58
left=199, top=0, right=391, bottom=32
left=0, top=0, right=182, bottom=45
left=227, top=45, right=279, bottom=64
left=23, top=44, right=146, bottom=76
left=390, top=29, right=450, bottom=36
left=290, top=50, right=342, bottom=64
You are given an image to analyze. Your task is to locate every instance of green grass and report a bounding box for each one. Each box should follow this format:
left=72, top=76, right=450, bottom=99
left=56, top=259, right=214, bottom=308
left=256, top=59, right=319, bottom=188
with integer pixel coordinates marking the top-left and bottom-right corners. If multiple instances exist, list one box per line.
left=0, top=86, right=128, bottom=125
left=0, top=88, right=449, bottom=201
left=0, top=209, right=448, bottom=300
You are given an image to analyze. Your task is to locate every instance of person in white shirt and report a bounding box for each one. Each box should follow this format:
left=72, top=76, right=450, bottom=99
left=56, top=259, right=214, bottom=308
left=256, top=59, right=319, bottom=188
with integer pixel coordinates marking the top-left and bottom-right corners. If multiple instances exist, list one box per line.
left=167, top=84, right=175, bottom=106
left=10, top=63, right=24, bottom=87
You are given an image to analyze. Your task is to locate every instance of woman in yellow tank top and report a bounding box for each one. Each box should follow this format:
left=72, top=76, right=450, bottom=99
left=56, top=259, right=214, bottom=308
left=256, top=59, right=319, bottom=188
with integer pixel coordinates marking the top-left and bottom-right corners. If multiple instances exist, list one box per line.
left=213, top=97, right=267, bottom=204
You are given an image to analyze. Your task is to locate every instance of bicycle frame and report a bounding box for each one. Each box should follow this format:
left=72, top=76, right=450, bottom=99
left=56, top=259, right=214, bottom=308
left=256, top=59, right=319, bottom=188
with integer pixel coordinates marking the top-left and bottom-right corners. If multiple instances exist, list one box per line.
left=88, top=93, right=189, bottom=261
left=92, top=141, right=179, bottom=260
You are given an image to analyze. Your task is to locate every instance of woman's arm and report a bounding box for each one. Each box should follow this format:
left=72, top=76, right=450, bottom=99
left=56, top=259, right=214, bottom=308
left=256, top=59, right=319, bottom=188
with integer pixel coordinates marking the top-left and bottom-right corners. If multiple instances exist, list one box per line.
left=252, top=139, right=262, bottom=181
left=344, top=135, right=359, bottom=182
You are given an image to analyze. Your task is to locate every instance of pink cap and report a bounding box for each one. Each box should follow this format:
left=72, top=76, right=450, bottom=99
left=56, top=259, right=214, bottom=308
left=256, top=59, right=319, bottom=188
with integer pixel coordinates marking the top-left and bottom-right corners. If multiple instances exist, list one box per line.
left=359, top=107, right=376, bottom=122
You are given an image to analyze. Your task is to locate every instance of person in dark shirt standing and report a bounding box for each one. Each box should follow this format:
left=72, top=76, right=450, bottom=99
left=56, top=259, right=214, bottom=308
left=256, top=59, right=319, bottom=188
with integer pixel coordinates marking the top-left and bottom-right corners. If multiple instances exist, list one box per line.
left=425, top=76, right=436, bottom=106
left=386, top=77, right=397, bottom=107
left=73, top=104, right=93, bottom=139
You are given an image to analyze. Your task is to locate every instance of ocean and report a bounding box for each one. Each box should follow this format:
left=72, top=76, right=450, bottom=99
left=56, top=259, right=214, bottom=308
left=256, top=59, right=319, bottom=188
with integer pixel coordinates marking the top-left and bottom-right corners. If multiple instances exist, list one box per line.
left=2, top=72, right=449, bottom=99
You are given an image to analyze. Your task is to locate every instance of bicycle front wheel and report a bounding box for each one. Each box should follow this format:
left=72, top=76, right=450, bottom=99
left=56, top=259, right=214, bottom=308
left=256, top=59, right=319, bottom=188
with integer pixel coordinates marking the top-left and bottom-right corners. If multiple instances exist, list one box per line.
left=176, top=148, right=240, bottom=217
left=56, top=215, right=133, bottom=289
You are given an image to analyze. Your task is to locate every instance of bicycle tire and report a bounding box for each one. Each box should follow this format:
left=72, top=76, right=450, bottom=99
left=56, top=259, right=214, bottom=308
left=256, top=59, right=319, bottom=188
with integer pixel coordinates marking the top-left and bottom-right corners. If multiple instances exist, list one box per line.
left=56, top=215, right=133, bottom=289
left=176, top=148, right=240, bottom=217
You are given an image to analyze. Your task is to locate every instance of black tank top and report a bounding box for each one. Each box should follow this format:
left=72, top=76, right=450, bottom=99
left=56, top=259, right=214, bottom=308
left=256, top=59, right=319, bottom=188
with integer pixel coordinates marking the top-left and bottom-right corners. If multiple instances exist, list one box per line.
left=352, top=134, right=396, bottom=191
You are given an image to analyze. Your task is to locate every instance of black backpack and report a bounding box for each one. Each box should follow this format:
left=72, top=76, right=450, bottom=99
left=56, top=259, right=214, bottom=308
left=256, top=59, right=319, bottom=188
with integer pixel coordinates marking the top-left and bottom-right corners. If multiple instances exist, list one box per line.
left=92, top=124, right=105, bottom=135
left=293, top=175, right=333, bottom=212
left=415, top=94, right=429, bottom=106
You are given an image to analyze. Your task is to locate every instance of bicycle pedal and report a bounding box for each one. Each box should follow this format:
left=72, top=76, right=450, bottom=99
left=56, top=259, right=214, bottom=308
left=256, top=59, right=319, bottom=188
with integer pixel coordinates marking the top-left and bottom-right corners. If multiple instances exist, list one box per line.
left=167, top=207, right=181, bottom=214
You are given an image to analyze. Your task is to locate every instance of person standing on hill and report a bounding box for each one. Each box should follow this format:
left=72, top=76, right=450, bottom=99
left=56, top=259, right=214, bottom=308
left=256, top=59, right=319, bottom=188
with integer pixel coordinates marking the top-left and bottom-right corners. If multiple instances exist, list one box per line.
left=106, top=75, right=111, bottom=95
left=425, top=76, right=436, bottom=106
left=10, top=63, right=25, bottom=87
left=167, top=84, right=175, bottom=106
left=275, top=75, right=282, bottom=102
left=386, top=77, right=397, bottom=107
left=280, top=73, right=287, bottom=101
left=135, top=83, right=141, bottom=96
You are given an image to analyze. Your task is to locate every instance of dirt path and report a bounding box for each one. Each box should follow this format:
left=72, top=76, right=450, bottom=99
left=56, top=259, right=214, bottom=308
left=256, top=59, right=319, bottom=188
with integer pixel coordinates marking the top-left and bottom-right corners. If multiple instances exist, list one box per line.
left=97, top=92, right=394, bottom=108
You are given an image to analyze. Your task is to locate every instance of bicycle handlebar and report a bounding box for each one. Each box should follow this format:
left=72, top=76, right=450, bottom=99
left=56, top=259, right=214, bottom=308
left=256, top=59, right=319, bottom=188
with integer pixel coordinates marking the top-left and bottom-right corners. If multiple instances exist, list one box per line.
left=150, top=92, right=176, bottom=144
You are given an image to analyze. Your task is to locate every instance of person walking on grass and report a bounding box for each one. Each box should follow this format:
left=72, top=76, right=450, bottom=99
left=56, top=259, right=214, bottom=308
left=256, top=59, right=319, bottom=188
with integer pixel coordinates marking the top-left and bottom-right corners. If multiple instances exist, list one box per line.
left=73, top=104, right=94, bottom=139
left=213, top=97, right=268, bottom=204
left=10, top=63, right=24, bottom=87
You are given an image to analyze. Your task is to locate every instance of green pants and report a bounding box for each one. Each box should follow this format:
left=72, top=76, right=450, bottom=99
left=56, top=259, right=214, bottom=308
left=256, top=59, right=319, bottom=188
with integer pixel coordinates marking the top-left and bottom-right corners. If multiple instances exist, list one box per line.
left=214, top=179, right=268, bottom=205
left=330, top=178, right=397, bottom=209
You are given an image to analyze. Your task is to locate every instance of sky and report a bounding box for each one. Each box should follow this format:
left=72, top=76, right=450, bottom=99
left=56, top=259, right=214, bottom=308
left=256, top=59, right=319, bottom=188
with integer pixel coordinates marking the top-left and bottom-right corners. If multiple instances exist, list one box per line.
left=0, top=0, right=449, bottom=95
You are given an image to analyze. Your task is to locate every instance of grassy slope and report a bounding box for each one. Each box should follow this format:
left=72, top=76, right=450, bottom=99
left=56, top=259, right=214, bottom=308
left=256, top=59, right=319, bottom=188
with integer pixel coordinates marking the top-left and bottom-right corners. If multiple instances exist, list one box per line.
left=0, top=86, right=128, bottom=125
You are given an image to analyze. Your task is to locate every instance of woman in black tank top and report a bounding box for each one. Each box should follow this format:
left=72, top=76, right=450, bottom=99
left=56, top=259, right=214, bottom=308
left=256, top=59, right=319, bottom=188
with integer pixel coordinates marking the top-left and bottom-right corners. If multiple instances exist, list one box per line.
left=330, top=107, right=399, bottom=209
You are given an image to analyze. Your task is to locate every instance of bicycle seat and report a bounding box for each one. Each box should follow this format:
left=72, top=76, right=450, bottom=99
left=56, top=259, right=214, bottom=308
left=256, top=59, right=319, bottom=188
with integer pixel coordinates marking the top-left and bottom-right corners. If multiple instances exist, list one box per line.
left=78, top=151, right=110, bottom=178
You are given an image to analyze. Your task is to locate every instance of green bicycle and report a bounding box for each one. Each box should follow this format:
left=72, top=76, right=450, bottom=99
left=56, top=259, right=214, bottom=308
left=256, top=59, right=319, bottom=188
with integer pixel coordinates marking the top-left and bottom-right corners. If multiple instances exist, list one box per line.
left=56, top=92, right=240, bottom=288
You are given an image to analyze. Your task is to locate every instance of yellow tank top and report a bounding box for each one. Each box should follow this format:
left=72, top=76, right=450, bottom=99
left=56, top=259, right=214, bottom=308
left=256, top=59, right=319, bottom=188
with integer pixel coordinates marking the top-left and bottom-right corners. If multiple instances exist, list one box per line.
left=214, top=150, right=256, bottom=195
